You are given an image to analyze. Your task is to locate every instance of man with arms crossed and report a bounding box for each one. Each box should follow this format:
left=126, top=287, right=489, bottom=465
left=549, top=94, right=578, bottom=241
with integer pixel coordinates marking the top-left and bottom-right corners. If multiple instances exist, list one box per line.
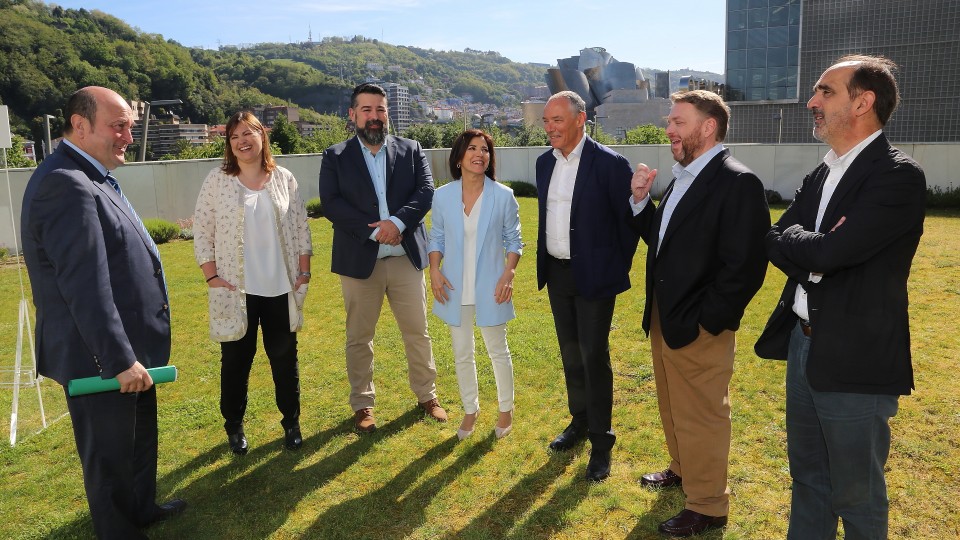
left=21, top=86, right=185, bottom=538
left=630, top=90, right=769, bottom=537
left=536, top=91, right=640, bottom=482
left=319, top=83, right=446, bottom=432
left=756, top=55, right=925, bottom=540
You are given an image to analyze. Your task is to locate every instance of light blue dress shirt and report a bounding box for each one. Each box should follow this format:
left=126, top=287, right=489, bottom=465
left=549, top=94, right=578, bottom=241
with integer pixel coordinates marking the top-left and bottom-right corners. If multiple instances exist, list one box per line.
left=360, top=143, right=407, bottom=258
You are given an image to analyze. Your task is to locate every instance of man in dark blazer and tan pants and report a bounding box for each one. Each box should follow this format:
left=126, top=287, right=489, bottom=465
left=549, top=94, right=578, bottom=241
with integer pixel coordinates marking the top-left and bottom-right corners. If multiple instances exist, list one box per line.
left=21, top=87, right=185, bottom=538
left=319, top=83, right=446, bottom=433
left=536, top=91, right=640, bottom=482
left=756, top=55, right=925, bottom=540
left=630, top=90, right=770, bottom=537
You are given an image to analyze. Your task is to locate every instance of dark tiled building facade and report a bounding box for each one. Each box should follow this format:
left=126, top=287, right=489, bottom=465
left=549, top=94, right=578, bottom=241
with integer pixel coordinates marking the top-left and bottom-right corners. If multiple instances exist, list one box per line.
left=725, top=0, right=960, bottom=143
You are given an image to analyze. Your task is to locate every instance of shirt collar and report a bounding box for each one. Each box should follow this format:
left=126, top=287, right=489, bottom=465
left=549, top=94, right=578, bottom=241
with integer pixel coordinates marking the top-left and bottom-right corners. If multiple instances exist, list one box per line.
left=671, top=142, right=724, bottom=181
left=62, top=138, right=110, bottom=178
left=358, top=135, right=388, bottom=158
left=823, top=129, right=883, bottom=171
left=551, top=132, right=587, bottom=162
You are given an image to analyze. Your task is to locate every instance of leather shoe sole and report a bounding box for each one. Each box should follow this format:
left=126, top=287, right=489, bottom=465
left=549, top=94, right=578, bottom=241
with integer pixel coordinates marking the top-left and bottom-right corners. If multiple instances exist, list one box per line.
left=640, top=468, right=682, bottom=489
left=658, top=509, right=727, bottom=537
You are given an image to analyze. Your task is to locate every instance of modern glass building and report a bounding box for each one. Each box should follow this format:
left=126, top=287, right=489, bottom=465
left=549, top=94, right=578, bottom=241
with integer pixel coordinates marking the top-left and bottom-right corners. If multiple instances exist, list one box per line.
left=725, top=0, right=960, bottom=143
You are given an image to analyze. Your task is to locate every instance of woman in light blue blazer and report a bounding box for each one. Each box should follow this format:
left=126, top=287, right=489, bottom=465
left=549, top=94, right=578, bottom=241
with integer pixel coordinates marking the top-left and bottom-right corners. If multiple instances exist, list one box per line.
left=428, top=129, right=523, bottom=440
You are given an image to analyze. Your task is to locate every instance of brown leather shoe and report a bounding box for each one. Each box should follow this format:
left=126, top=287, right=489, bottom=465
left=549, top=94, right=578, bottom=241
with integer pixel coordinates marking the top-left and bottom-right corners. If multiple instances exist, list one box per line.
left=640, top=468, right=682, bottom=488
left=658, top=509, right=727, bottom=537
left=418, top=398, right=448, bottom=422
left=354, top=408, right=376, bottom=433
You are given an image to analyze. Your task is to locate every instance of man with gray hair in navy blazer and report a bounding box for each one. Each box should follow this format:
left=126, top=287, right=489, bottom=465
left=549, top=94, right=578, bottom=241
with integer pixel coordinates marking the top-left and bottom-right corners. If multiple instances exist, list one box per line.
left=536, top=90, right=640, bottom=483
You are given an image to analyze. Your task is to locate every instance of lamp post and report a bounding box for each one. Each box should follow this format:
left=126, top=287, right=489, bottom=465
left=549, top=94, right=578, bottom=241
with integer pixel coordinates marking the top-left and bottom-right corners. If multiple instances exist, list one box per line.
left=42, top=115, right=54, bottom=158
left=773, top=109, right=783, bottom=144
left=137, top=99, right=183, bottom=162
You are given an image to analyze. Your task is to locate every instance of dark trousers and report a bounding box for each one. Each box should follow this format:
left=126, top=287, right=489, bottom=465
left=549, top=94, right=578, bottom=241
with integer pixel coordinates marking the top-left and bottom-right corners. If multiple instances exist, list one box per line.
left=786, top=322, right=898, bottom=540
left=220, top=293, right=300, bottom=433
left=545, top=257, right=616, bottom=451
left=65, top=385, right=160, bottom=539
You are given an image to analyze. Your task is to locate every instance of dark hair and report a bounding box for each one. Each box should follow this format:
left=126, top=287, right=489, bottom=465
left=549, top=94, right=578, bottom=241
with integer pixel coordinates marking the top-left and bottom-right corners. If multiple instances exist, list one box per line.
left=64, top=88, right=98, bottom=135
left=449, top=129, right=496, bottom=181
left=221, top=111, right=276, bottom=176
left=836, top=55, right=900, bottom=126
left=670, top=90, right=731, bottom=141
left=350, top=83, right=387, bottom=109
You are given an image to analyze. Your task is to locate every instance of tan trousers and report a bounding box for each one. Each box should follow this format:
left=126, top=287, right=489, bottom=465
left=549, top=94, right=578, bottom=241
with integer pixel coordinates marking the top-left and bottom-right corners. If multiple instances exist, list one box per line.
left=340, top=256, right=436, bottom=411
left=650, top=302, right=735, bottom=517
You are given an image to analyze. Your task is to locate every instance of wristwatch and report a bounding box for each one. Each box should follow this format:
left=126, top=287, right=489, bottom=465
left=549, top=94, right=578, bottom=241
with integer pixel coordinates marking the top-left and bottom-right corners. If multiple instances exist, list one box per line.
left=298, top=271, right=311, bottom=278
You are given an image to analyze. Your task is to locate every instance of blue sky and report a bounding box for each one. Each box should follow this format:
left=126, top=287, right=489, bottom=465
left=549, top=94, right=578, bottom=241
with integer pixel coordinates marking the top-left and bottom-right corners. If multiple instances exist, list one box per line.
left=50, top=0, right=727, bottom=73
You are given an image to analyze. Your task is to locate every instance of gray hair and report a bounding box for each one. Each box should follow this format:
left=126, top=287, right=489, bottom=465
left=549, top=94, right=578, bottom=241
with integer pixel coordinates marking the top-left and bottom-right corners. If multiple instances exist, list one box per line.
left=548, top=91, right=586, bottom=116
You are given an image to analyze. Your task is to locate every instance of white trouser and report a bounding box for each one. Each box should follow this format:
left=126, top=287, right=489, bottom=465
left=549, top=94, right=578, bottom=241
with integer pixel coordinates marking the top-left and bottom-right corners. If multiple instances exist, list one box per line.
left=449, top=305, right=514, bottom=414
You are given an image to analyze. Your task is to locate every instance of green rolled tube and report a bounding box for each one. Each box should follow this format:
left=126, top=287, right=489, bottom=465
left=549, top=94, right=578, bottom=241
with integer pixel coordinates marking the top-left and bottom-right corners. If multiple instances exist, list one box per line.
left=67, top=366, right=178, bottom=397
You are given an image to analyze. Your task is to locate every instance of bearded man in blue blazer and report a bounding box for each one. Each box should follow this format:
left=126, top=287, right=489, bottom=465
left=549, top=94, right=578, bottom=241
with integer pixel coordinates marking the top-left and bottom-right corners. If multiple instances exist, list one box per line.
left=319, top=83, right=446, bottom=433
left=21, top=86, right=185, bottom=538
left=536, top=91, right=641, bottom=482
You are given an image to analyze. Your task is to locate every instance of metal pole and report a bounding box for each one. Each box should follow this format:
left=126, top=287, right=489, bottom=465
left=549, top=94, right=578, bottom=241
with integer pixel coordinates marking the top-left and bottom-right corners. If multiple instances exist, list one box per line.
left=778, top=108, right=783, bottom=144
left=137, top=103, right=151, bottom=162
left=42, top=115, right=53, bottom=158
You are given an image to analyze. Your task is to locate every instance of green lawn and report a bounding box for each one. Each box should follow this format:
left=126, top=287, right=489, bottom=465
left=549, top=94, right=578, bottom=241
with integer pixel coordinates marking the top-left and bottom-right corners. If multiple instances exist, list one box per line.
left=1, top=200, right=957, bottom=539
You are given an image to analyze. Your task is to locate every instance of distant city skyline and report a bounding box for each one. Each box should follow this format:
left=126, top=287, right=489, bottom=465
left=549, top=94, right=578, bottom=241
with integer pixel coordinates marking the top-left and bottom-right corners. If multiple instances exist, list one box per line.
left=49, top=0, right=726, bottom=73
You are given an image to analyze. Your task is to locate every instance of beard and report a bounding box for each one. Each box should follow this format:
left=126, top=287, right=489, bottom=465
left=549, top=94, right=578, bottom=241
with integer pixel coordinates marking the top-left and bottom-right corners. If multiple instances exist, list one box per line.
left=673, top=130, right=703, bottom=167
left=357, top=119, right=386, bottom=146
left=811, top=105, right=850, bottom=144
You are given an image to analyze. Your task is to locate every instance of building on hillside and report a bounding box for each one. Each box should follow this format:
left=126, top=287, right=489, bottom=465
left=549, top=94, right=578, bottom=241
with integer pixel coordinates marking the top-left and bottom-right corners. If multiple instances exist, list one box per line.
left=724, top=0, right=960, bottom=143
left=258, top=106, right=300, bottom=128
left=132, top=114, right=209, bottom=158
left=383, top=83, right=411, bottom=133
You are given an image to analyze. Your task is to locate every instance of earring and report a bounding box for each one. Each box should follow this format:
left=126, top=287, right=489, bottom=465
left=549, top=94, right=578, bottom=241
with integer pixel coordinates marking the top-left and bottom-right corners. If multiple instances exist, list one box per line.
left=457, top=163, right=461, bottom=169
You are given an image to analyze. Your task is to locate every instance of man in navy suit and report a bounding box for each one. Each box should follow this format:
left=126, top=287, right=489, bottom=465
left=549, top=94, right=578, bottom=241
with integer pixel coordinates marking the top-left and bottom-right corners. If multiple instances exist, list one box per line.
left=756, top=55, right=926, bottom=539
left=21, top=86, right=185, bottom=538
left=630, top=90, right=769, bottom=537
left=319, top=83, right=446, bottom=433
left=536, top=91, right=640, bottom=482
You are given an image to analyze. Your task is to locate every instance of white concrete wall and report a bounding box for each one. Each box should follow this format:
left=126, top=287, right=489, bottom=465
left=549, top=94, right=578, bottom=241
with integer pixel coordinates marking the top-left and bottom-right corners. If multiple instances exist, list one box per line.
left=3, top=143, right=957, bottom=252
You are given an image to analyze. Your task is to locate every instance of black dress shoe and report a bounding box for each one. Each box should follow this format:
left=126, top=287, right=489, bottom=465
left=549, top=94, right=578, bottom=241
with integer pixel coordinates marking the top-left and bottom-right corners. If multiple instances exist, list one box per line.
left=548, top=423, right=587, bottom=451
left=640, top=468, right=682, bottom=488
left=585, top=448, right=611, bottom=482
left=658, top=509, right=727, bottom=537
left=284, top=426, right=303, bottom=450
left=144, top=498, right=187, bottom=527
left=228, top=431, right=248, bottom=455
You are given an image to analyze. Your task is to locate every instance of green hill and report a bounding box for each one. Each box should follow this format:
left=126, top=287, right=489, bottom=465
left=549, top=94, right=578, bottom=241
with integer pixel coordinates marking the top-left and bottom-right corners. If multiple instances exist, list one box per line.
left=0, top=1, right=546, bottom=145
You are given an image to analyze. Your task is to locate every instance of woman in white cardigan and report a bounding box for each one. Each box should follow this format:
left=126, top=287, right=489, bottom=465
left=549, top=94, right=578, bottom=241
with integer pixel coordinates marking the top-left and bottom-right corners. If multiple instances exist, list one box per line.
left=193, top=111, right=312, bottom=455
left=428, top=129, right=522, bottom=440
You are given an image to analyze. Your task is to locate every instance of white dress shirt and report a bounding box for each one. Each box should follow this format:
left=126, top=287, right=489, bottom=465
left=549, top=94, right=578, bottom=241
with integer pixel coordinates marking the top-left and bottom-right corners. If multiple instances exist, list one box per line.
left=545, top=133, right=587, bottom=259
left=792, top=129, right=883, bottom=321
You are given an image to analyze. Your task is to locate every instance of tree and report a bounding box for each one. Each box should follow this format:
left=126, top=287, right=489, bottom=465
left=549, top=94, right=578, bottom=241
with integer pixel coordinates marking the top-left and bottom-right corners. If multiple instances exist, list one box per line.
left=625, top=124, right=669, bottom=145
left=270, top=114, right=301, bottom=154
left=1, top=135, right=35, bottom=169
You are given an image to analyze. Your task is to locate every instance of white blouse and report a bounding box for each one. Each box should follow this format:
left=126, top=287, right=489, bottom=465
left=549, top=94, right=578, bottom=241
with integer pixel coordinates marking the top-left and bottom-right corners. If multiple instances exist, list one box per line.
left=241, top=184, right=291, bottom=297
left=461, top=191, right=484, bottom=305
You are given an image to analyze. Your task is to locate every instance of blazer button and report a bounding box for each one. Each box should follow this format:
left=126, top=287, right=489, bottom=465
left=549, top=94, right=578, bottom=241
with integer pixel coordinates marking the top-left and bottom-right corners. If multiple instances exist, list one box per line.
left=155, top=268, right=162, bottom=276
left=162, top=304, right=169, bottom=311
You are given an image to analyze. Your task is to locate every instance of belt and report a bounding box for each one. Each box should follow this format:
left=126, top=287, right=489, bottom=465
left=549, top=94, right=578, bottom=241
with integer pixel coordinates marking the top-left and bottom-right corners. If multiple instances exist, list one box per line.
left=799, top=320, right=812, bottom=337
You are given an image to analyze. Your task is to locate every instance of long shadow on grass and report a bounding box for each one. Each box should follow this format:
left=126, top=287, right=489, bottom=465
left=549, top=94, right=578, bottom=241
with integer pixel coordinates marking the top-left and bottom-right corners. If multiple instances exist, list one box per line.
left=150, top=409, right=421, bottom=538
left=442, top=450, right=576, bottom=540
left=624, top=487, right=724, bottom=540
left=505, top=459, right=592, bottom=539
left=304, top=431, right=496, bottom=539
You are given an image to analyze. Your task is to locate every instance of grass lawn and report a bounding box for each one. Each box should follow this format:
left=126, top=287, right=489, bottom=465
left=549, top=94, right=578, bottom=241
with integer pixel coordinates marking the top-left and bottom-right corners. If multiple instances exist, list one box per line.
left=0, top=200, right=958, bottom=539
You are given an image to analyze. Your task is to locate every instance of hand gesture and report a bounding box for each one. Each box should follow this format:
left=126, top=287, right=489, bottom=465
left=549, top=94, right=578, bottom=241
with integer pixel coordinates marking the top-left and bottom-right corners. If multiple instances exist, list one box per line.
left=369, top=220, right=403, bottom=246
left=631, top=163, right=658, bottom=204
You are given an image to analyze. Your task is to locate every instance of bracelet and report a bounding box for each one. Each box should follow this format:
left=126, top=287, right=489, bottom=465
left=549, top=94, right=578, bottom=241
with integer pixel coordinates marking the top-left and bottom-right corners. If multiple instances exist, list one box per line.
left=206, top=274, right=218, bottom=283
